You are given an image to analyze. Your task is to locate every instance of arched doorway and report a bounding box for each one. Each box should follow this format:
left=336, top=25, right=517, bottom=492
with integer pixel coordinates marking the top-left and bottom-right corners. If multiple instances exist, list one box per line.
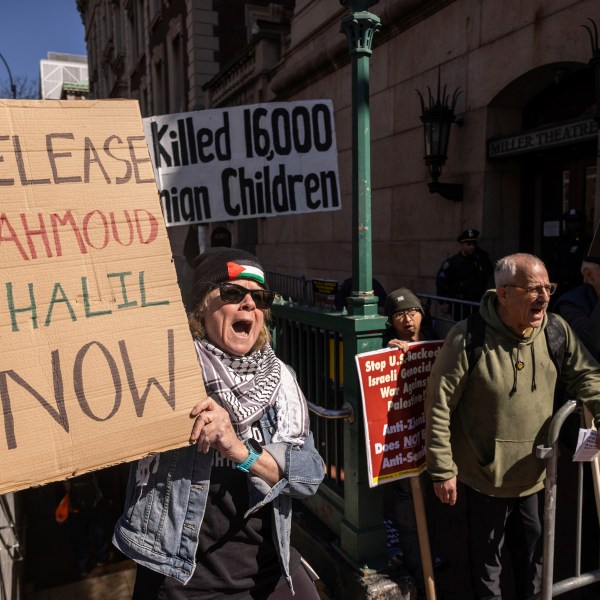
left=520, top=67, right=597, bottom=262
left=487, top=63, right=598, bottom=282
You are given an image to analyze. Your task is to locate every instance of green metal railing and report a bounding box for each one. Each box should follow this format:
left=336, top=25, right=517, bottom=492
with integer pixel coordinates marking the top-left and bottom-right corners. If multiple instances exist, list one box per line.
left=270, top=290, right=480, bottom=568
left=268, top=0, right=486, bottom=576
left=272, top=304, right=348, bottom=494
left=271, top=299, right=388, bottom=565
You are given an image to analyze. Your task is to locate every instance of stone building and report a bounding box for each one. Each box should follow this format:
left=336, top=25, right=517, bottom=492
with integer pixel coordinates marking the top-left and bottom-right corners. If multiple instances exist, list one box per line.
left=77, top=0, right=600, bottom=296
left=40, top=51, right=89, bottom=100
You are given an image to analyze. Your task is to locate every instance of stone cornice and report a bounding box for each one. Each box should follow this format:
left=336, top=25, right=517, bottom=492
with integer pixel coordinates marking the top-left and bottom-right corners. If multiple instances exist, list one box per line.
left=272, top=0, right=457, bottom=97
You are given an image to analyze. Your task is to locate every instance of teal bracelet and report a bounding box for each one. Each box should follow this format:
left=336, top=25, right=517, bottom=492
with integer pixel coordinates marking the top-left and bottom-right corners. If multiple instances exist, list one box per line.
left=236, top=438, right=263, bottom=473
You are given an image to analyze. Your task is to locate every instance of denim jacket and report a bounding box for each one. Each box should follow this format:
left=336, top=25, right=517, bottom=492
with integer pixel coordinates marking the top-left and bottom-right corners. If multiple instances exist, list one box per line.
left=112, top=406, right=325, bottom=591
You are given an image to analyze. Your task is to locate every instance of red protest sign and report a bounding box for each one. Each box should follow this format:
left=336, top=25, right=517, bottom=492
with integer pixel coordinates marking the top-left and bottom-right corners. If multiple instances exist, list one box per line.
left=356, top=341, right=443, bottom=488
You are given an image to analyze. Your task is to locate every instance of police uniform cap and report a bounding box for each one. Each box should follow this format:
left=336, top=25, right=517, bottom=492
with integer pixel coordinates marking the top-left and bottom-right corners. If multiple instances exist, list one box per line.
left=457, top=229, right=480, bottom=243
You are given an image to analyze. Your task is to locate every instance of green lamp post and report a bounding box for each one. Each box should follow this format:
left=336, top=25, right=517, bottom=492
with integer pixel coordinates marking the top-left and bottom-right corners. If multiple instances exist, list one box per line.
left=338, top=0, right=388, bottom=570
left=341, top=0, right=381, bottom=318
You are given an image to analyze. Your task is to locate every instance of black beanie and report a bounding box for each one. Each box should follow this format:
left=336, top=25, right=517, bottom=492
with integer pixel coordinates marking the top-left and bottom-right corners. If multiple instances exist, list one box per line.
left=384, top=288, right=423, bottom=319
left=191, top=248, right=267, bottom=307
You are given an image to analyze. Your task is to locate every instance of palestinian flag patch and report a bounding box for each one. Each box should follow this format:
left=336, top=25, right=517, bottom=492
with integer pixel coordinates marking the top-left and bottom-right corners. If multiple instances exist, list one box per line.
left=227, top=261, right=265, bottom=284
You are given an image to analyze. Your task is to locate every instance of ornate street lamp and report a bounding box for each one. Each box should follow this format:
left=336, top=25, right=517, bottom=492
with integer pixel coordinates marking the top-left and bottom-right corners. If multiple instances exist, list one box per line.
left=0, top=53, right=16, bottom=99
left=337, top=0, right=390, bottom=576
left=340, top=0, right=381, bottom=317
left=582, top=18, right=600, bottom=123
left=417, top=71, right=463, bottom=201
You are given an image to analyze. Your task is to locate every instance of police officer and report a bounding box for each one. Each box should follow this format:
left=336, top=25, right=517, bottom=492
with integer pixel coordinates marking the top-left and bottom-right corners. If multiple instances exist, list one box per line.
left=436, top=229, right=493, bottom=319
left=549, top=209, right=591, bottom=300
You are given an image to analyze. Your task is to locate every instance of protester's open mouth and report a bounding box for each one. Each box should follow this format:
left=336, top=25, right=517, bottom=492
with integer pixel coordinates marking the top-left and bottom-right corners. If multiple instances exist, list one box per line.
left=232, top=319, right=252, bottom=335
left=531, top=305, right=546, bottom=318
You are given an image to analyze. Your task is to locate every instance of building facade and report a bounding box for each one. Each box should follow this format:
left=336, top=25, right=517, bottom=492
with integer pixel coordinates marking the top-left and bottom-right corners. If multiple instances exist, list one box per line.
left=77, top=0, right=600, bottom=296
left=40, top=52, right=89, bottom=100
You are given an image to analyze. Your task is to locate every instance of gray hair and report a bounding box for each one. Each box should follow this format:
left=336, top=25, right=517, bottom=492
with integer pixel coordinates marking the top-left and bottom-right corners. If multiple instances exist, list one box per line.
left=494, top=253, right=546, bottom=288
left=581, top=260, right=600, bottom=274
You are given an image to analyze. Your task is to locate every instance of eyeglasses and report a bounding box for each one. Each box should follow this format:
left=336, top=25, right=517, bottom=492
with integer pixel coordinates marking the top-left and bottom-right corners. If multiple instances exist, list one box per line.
left=503, top=283, right=558, bottom=297
left=218, top=282, right=276, bottom=309
left=393, top=309, right=420, bottom=321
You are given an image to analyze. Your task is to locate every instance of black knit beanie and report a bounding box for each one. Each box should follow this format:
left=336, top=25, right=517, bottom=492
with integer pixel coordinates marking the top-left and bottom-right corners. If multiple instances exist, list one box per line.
left=191, top=247, right=267, bottom=308
left=384, top=288, right=424, bottom=319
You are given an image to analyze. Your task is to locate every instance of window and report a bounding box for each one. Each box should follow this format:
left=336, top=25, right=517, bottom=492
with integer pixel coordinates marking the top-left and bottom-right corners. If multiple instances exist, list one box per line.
left=168, top=33, right=184, bottom=112
left=153, top=57, right=165, bottom=115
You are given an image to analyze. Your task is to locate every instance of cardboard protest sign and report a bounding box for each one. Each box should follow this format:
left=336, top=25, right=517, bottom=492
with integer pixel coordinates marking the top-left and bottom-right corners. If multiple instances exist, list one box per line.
left=0, top=100, right=204, bottom=494
left=356, top=341, right=443, bottom=487
left=143, top=100, right=341, bottom=225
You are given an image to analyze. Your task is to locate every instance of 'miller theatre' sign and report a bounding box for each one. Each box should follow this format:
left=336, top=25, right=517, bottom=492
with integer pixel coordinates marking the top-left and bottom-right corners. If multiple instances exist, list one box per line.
left=488, top=118, right=599, bottom=159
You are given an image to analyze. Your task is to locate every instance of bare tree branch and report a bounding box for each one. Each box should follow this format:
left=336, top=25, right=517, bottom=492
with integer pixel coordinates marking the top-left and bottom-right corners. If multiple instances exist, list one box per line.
left=0, top=76, right=39, bottom=99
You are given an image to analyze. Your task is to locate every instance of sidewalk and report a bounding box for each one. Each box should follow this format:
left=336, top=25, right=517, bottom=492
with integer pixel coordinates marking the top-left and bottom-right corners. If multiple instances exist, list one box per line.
left=24, top=560, right=136, bottom=600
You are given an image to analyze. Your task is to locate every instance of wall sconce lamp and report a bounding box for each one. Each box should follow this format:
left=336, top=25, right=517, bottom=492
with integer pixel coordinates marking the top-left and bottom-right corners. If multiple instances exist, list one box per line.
left=582, top=18, right=600, bottom=123
left=417, top=72, right=463, bottom=201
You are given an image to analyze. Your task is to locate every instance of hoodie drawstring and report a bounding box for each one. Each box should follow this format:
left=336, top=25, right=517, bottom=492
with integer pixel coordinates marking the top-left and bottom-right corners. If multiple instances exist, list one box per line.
left=510, top=347, right=519, bottom=396
left=530, top=344, right=537, bottom=392
left=510, top=344, right=537, bottom=395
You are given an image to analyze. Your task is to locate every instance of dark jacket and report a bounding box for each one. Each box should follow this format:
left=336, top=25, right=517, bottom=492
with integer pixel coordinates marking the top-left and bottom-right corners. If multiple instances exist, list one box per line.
left=553, top=283, right=600, bottom=360
left=113, top=408, right=324, bottom=587
left=436, top=248, right=493, bottom=302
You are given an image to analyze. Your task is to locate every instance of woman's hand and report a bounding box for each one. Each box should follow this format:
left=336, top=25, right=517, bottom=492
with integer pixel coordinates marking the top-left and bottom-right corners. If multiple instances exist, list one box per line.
left=189, top=399, right=247, bottom=461
left=189, top=398, right=284, bottom=486
left=387, top=339, right=409, bottom=352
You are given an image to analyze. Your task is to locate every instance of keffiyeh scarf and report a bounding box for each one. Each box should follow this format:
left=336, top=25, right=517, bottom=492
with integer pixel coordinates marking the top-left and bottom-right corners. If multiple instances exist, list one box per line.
left=195, top=339, right=309, bottom=445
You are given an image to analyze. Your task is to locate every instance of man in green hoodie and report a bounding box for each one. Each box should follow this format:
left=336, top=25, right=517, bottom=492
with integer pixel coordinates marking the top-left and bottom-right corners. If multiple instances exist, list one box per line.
left=425, top=253, right=600, bottom=600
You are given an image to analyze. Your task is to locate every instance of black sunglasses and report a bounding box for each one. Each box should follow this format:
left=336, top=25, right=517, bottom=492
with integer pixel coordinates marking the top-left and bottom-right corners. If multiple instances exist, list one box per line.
left=218, top=282, right=275, bottom=309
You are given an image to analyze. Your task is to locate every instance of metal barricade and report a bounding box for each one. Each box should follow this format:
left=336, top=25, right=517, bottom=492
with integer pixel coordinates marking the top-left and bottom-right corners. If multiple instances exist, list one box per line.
left=0, top=495, right=22, bottom=563
left=266, top=271, right=310, bottom=305
left=535, top=400, right=600, bottom=599
left=417, top=293, right=480, bottom=336
left=0, top=492, right=23, bottom=600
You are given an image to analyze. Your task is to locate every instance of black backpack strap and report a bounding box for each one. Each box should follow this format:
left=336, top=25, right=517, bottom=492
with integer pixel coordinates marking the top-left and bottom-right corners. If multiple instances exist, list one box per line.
left=545, top=312, right=567, bottom=375
left=465, top=312, right=486, bottom=374
left=466, top=312, right=567, bottom=377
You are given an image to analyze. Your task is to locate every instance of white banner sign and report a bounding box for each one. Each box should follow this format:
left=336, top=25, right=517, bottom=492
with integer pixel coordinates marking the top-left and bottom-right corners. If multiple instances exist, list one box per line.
left=143, top=100, right=341, bottom=226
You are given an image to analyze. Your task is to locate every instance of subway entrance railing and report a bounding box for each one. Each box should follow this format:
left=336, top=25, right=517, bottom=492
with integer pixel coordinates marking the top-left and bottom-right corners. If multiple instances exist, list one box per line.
left=271, top=297, right=389, bottom=566
left=268, top=273, right=481, bottom=569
